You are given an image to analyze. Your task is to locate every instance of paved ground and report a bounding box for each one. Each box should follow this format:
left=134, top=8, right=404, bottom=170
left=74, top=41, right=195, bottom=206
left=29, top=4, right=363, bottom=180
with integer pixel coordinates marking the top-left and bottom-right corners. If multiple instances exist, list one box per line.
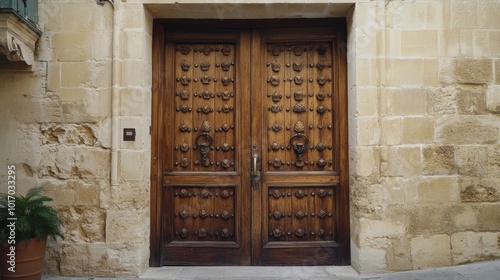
left=42, top=259, right=500, bottom=280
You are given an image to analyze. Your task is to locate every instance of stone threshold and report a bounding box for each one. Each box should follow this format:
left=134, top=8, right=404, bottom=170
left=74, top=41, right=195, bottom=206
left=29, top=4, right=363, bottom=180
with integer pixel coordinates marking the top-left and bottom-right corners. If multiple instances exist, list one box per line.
left=140, top=266, right=358, bottom=279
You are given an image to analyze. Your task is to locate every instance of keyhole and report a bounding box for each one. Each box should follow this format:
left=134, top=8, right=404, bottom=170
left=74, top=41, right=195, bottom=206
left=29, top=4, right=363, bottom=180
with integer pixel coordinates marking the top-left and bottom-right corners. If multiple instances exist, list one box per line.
left=252, top=144, right=258, bottom=150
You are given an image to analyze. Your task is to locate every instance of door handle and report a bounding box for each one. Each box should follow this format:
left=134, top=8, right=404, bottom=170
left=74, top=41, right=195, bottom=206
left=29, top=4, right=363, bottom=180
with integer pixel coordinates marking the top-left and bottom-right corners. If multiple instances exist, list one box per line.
left=251, top=153, right=261, bottom=189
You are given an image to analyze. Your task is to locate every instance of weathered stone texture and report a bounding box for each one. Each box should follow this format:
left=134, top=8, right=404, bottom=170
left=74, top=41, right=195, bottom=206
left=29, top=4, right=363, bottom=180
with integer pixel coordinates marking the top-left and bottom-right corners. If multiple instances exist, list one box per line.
left=417, top=177, right=459, bottom=204
left=486, top=85, right=500, bottom=113
left=453, top=58, right=493, bottom=85
left=451, top=231, right=500, bottom=265
left=455, top=146, right=488, bottom=176
left=456, top=85, right=487, bottom=115
left=460, top=177, right=500, bottom=203
left=427, top=86, right=457, bottom=115
left=381, top=146, right=421, bottom=177
left=436, top=116, right=499, bottom=145
left=422, top=146, right=457, bottom=175
left=411, top=234, right=452, bottom=269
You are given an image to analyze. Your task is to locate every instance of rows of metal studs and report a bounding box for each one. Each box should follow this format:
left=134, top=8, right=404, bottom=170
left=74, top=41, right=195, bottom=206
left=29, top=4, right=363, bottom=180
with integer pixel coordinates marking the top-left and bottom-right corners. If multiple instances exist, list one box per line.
left=268, top=103, right=331, bottom=114
left=269, top=228, right=333, bottom=238
left=176, top=209, right=234, bottom=220
left=175, top=143, right=235, bottom=152
left=174, top=158, right=234, bottom=168
left=174, top=189, right=235, bottom=198
left=175, top=104, right=234, bottom=114
left=176, top=45, right=232, bottom=56
left=178, top=123, right=234, bottom=133
left=269, top=189, right=334, bottom=199
left=268, top=157, right=332, bottom=168
left=268, top=210, right=332, bottom=220
left=176, top=75, right=234, bottom=85
left=176, top=228, right=233, bottom=239
left=267, top=75, right=331, bottom=86
left=176, top=90, right=235, bottom=100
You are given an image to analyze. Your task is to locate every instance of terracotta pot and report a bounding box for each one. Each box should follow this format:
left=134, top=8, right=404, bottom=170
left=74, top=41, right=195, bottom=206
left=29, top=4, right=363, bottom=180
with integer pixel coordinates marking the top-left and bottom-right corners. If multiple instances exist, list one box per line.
left=0, top=238, right=46, bottom=280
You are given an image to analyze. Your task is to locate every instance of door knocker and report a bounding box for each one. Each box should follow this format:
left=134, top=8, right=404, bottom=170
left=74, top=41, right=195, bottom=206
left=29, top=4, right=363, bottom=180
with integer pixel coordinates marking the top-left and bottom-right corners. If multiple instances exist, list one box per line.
left=194, top=121, right=213, bottom=167
left=290, top=121, right=308, bottom=167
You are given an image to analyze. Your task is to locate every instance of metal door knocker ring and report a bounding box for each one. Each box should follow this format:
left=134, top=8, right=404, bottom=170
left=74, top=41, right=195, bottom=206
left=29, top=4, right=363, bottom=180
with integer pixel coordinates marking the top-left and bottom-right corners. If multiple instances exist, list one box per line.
left=290, top=133, right=308, bottom=167
left=195, top=132, right=213, bottom=167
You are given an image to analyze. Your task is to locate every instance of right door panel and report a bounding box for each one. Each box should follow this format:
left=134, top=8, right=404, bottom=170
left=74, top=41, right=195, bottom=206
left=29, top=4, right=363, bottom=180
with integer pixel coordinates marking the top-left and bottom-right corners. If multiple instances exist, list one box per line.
left=252, top=28, right=349, bottom=266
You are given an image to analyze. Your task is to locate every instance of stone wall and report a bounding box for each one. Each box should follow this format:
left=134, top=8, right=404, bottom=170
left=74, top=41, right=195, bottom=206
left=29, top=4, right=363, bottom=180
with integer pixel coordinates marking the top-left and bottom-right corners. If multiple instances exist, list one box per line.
left=349, top=0, right=500, bottom=273
left=0, top=0, right=498, bottom=277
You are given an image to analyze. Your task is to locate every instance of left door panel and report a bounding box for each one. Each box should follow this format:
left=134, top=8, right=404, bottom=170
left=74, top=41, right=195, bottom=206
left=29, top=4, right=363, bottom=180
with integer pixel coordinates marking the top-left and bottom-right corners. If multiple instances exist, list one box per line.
left=160, top=30, right=251, bottom=265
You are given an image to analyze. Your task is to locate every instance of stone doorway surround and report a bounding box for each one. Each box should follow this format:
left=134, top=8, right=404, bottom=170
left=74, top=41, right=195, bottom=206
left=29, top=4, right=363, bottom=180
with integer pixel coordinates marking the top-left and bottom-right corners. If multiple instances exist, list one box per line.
left=145, top=1, right=358, bottom=271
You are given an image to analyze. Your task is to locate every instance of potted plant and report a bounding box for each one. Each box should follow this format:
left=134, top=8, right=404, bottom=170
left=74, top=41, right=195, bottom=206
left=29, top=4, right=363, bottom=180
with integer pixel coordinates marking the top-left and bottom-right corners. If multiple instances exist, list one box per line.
left=0, top=187, right=63, bottom=280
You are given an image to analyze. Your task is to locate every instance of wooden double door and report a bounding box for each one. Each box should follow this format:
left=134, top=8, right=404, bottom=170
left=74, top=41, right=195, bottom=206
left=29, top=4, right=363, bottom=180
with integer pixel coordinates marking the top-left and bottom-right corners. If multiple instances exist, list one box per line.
left=151, top=20, right=349, bottom=266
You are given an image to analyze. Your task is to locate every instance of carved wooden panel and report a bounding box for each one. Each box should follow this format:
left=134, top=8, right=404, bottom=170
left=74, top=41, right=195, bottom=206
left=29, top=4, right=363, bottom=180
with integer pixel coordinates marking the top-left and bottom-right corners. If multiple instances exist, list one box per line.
left=267, top=186, right=336, bottom=242
left=264, top=43, right=334, bottom=172
left=171, top=186, right=236, bottom=242
left=173, top=44, right=236, bottom=172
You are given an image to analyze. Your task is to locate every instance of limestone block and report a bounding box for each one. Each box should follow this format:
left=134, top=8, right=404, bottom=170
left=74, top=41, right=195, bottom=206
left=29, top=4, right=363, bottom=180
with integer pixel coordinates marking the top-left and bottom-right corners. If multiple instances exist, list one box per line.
left=382, top=146, right=421, bottom=177
left=122, top=31, right=145, bottom=60
left=106, top=209, right=149, bottom=244
left=120, top=88, right=150, bottom=117
left=40, top=123, right=99, bottom=146
left=451, top=231, right=500, bottom=265
left=456, top=85, right=486, bottom=115
left=60, top=243, right=90, bottom=276
left=486, top=85, right=500, bottom=114
left=119, top=150, right=146, bottom=181
left=58, top=88, right=87, bottom=102
left=106, top=242, right=150, bottom=277
left=60, top=3, right=99, bottom=32
left=47, top=62, right=60, bottom=92
left=408, top=205, right=455, bottom=235
left=88, top=88, right=112, bottom=116
left=358, top=218, right=405, bottom=240
left=381, top=88, right=427, bottom=116
left=452, top=204, right=478, bottom=229
left=381, top=117, right=402, bottom=145
left=355, top=146, right=379, bottom=177
left=351, top=180, right=386, bottom=219
left=478, top=0, right=500, bottom=28
left=460, top=177, right=500, bottom=202
left=356, top=116, right=379, bottom=145
left=477, top=204, right=500, bottom=231
left=380, top=177, right=405, bottom=205
left=422, top=146, right=457, bottom=175
left=42, top=181, right=76, bottom=206
left=76, top=148, right=111, bottom=179
left=411, top=234, right=452, bottom=269
left=60, top=62, right=93, bottom=88
left=488, top=145, right=500, bottom=175
left=496, top=60, right=500, bottom=84
left=351, top=246, right=387, bottom=274
left=73, top=181, right=101, bottom=207
left=92, top=30, right=112, bottom=61
left=92, top=61, right=112, bottom=89
left=40, top=2, right=62, bottom=32
left=401, top=30, right=438, bottom=57
left=355, top=86, right=378, bottom=116
left=60, top=102, right=103, bottom=123
left=385, top=29, right=400, bottom=58
left=110, top=181, right=150, bottom=210
left=450, top=0, right=479, bottom=29
left=454, top=58, right=493, bottom=85
left=51, top=32, right=94, bottom=62
left=427, top=87, right=457, bottom=115
left=402, top=116, right=434, bottom=144
left=121, top=60, right=145, bottom=87
left=11, top=100, right=61, bottom=123
left=386, top=237, right=412, bottom=272
left=356, top=58, right=378, bottom=86
left=417, top=177, right=460, bottom=204
left=455, top=146, right=488, bottom=176
left=440, top=29, right=460, bottom=57
left=59, top=207, right=106, bottom=243
left=436, top=116, right=499, bottom=145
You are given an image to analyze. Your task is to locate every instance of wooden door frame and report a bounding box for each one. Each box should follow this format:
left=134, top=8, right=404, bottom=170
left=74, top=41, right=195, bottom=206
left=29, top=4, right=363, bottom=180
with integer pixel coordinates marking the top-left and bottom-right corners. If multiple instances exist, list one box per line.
left=151, top=18, right=349, bottom=267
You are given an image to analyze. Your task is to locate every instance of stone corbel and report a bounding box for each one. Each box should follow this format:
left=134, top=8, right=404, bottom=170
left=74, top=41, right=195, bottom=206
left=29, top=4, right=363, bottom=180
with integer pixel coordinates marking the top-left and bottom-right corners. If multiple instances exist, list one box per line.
left=0, top=13, right=40, bottom=66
